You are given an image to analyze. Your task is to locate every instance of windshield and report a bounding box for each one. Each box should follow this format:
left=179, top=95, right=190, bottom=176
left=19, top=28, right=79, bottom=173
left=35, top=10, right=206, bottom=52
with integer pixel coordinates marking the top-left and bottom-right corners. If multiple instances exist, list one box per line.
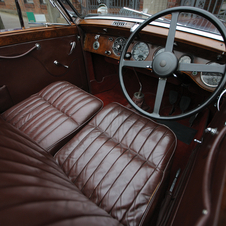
left=0, top=0, right=226, bottom=35
left=62, top=0, right=226, bottom=35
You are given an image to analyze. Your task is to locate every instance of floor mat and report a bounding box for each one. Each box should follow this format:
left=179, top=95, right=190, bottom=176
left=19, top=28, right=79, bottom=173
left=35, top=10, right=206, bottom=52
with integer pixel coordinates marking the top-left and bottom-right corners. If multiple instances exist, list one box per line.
left=157, top=120, right=197, bottom=145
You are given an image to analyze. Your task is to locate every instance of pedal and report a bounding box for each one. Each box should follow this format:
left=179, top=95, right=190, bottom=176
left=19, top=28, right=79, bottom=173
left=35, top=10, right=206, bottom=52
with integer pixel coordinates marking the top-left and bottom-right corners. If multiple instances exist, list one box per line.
left=179, top=96, right=191, bottom=113
left=169, top=90, right=178, bottom=115
left=189, top=113, right=198, bottom=127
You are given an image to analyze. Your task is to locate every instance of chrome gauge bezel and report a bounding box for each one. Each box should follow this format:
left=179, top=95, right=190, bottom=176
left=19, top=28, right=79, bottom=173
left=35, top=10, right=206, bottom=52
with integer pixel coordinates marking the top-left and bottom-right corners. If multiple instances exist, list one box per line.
left=132, top=42, right=149, bottom=61
left=179, top=54, right=193, bottom=64
left=93, top=41, right=100, bottom=50
left=112, top=37, right=127, bottom=56
left=200, top=62, right=223, bottom=88
left=153, top=47, right=165, bottom=59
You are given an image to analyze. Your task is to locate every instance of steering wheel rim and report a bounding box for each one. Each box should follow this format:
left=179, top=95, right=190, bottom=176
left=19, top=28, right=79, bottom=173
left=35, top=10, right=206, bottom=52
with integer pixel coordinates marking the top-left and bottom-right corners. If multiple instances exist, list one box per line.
left=119, top=6, right=226, bottom=120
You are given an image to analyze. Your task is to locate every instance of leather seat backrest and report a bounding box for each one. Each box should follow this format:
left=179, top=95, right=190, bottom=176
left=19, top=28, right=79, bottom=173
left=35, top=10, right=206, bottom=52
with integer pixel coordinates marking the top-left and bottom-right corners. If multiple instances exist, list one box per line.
left=0, top=117, right=122, bottom=226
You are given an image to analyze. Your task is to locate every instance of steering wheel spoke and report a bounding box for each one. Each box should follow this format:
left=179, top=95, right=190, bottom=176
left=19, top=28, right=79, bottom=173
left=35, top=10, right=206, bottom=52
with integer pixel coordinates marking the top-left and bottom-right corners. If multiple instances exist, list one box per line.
left=165, top=12, right=179, bottom=52
left=153, top=78, right=167, bottom=115
left=122, top=59, right=152, bottom=69
left=178, top=63, right=225, bottom=74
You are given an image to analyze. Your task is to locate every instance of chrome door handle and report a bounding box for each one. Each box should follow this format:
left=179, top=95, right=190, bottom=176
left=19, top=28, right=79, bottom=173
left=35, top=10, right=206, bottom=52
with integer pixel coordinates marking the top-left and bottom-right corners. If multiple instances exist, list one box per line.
left=54, top=60, right=69, bottom=68
left=68, top=41, right=76, bottom=55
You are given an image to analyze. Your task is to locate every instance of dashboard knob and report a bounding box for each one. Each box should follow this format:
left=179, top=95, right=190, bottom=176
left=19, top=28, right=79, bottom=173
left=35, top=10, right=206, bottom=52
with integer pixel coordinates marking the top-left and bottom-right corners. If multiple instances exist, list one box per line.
left=105, top=50, right=111, bottom=55
left=125, top=52, right=131, bottom=59
left=116, top=44, right=121, bottom=50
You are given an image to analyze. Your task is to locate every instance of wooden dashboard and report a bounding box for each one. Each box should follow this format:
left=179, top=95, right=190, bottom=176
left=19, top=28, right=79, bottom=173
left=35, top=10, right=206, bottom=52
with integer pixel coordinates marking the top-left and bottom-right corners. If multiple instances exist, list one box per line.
left=78, top=18, right=226, bottom=92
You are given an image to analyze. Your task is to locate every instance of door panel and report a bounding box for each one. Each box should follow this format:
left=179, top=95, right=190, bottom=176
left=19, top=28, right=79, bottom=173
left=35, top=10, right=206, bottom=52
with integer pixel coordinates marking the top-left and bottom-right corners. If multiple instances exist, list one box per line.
left=0, top=26, right=88, bottom=110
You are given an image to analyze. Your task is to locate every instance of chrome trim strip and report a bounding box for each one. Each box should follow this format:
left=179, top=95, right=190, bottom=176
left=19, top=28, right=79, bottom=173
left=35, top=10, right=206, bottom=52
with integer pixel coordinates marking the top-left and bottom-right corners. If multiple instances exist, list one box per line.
left=84, top=16, right=223, bottom=41
left=85, top=16, right=144, bottom=23
left=50, top=0, right=71, bottom=25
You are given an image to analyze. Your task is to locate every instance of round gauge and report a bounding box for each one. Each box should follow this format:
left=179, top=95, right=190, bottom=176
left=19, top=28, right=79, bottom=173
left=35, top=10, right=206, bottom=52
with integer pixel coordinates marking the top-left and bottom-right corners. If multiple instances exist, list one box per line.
left=153, top=47, right=165, bottom=59
left=112, top=37, right=127, bottom=56
left=93, top=41, right=100, bottom=50
left=132, top=42, right=149, bottom=61
left=179, top=55, right=193, bottom=64
left=201, top=62, right=223, bottom=88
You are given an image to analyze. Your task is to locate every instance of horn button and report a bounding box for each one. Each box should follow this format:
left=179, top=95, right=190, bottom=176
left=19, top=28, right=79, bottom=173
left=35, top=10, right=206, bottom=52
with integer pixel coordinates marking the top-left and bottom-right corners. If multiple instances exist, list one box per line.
left=152, top=52, right=178, bottom=78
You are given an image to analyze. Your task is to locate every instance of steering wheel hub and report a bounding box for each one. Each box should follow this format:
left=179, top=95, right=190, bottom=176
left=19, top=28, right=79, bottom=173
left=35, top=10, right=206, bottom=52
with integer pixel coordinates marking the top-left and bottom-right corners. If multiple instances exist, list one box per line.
left=152, top=52, right=178, bottom=78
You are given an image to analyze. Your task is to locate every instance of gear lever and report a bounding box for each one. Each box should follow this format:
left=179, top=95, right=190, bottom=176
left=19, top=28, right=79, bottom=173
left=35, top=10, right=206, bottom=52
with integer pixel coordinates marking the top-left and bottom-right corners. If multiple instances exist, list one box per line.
left=126, top=69, right=149, bottom=111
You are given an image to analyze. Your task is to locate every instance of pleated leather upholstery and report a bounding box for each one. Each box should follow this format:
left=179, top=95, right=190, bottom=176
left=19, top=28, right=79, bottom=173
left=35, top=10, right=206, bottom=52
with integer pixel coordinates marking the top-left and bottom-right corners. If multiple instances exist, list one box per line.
left=55, top=103, right=177, bottom=226
left=0, top=117, right=122, bottom=226
left=1, top=81, right=103, bottom=155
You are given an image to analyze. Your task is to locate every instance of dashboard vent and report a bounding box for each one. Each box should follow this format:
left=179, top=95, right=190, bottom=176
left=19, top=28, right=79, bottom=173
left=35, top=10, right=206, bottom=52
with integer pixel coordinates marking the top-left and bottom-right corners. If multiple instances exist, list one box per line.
left=112, top=21, right=127, bottom=27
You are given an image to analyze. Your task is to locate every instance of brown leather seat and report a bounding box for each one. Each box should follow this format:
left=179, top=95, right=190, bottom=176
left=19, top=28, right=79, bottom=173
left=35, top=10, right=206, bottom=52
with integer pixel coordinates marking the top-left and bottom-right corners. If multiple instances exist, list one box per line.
left=0, top=117, right=122, bottom=226
left=55, top=103, right=177, bottom=225
left=1, top=81, right=103, bottom=155
left=0, top=102, right=176, bottom=226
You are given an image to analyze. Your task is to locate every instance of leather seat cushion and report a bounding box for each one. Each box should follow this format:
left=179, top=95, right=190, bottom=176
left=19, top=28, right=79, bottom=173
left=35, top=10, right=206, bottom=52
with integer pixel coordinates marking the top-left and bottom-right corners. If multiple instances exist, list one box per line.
left=55, top=103, right=177, bottom=226
left=0, top=117, right=122, bottom=226
left=1, top=81, right=103, bottom=155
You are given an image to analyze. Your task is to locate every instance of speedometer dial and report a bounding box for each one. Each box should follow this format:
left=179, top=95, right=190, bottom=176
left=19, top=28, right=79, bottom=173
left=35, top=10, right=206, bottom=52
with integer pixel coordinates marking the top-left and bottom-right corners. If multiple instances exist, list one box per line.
left=201, top=62, right=223, bottom=87
left=132, top=42, right=149, bottom=61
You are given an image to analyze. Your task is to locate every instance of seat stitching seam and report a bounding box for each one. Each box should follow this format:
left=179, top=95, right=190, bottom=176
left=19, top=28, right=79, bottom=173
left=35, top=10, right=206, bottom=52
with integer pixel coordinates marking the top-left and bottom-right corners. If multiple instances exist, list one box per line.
left=93, top=104, right=120, bottom=128
left=60, top=126, right=97, bottom=169
left=39, top=82, right=65, bottom=97
left=0, top=145, right=65, bottom=175
left=55, top=90, right=85, bottom=112
left=0, top=181, right=75, bottom=193
left=109, top=157, right=148, bottom=214
left=0, top=165, right=74, bottom=189
left=122, top=132, right=176, bottom=223
left=17, top=103, right=51, bottom=130
left=88, top=144, right=127, bottom=200
left=40, top=83, right=72, bottom=102
left=97, top=148, right=137, bottom=207
left=19, top=106, right=55, bottom=132
left=33, top=114, right=71, bottom=142
left=60, top=92, right=89, bottom=114
left=5, top=97, right=42, bottom=125
left=80, top=137, right=112, bottom=192
left=26, top=111, right=61, bottom=137
left=114, top=113, right=140, bottom=144
left=70, top=130, right=106, bottom=184
left=136, top=124, right=161, bottom=158
left=66, top=98, right=95, bottom=118
left=2, top=96, right=39, bottom=121
left=108, top=108, right=134, bottom=138
left=37, top=117, right=76, bottom=144
left=121, top=164, right=162, bottom=222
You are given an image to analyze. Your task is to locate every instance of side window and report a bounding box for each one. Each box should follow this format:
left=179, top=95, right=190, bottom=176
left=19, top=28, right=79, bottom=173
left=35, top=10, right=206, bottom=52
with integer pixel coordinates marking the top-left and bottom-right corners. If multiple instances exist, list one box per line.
left=0, top=0, right=71, bottom=32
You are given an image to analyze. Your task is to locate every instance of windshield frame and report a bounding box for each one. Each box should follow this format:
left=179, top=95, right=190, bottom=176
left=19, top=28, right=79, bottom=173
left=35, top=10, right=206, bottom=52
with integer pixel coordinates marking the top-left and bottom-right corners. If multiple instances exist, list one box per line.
left=57, top=0, right=226, bottom=40
left=81, top=14, right=224, bottom=41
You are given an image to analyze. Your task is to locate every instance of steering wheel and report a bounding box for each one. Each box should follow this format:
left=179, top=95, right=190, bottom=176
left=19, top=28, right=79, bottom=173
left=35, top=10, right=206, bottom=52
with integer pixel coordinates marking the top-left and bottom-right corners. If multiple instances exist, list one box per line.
left=119, top=6, right=226, bottom=120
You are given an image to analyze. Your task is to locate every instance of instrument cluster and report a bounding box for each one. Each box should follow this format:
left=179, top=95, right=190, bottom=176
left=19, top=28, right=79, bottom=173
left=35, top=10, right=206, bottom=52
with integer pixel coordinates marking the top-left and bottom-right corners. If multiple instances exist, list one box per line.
left=112, top=38, right=150, bottom=62
left=86, top=33, right=223, bottom=91
left=112, top=36, right=223, bottom=88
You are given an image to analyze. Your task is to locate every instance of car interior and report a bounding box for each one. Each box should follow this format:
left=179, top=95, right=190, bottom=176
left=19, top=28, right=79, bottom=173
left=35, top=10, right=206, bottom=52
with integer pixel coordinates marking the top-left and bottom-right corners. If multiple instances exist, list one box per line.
left=0, top=2, right=226, bottom=226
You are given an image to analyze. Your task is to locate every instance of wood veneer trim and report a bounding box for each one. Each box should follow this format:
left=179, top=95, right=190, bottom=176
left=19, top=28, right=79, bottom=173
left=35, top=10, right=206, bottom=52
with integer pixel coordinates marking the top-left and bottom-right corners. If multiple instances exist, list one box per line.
left=78, top=18, right=226, bottom=53
left=0, top=26, right=78, bottom=47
